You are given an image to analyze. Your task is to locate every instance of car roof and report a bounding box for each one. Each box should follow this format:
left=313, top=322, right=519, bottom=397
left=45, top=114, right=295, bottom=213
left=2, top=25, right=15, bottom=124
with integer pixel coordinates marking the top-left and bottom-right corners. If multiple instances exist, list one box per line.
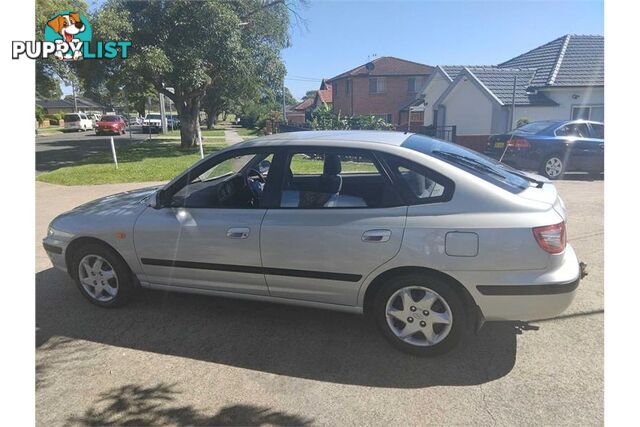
left=234, top=130, right=413, bottom=148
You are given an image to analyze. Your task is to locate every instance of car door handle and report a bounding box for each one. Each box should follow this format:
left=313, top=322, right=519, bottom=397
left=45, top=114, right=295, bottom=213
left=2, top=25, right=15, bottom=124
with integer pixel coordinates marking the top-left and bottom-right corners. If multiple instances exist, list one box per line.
left=362, top=229, right=391, bottom=243
left=226, top=227, right=250, bottom=239
left=599, top=143, right=604, bottom=149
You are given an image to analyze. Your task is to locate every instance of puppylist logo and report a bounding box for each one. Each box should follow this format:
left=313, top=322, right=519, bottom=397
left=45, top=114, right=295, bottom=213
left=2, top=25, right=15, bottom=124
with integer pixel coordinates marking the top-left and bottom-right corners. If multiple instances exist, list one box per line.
left=12, top=11, right=131, bottom=61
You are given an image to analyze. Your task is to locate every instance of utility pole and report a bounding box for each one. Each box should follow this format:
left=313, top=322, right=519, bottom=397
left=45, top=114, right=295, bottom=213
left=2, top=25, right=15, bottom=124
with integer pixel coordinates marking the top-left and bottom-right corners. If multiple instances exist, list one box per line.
left=282, top=78, right=287, bottom=124
left=510, top=75, right=517, bottom=131
left=159, top=92, right=168, bottom=134
left=71, top=80, right=78, bottom=112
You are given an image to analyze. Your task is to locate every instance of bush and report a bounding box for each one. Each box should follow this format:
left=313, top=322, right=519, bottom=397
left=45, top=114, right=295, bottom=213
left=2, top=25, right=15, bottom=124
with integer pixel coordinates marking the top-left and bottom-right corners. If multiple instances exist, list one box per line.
left=309, top=107, right=395, bottom=131
left=36, top=105, right=45, bottom=124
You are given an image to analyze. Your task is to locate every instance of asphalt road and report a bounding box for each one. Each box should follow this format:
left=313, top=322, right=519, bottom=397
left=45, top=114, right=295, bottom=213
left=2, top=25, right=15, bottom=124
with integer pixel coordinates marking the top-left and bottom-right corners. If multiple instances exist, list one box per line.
left=35, top=179, right=603, bottom=426
left=35, top=127, right=154, bottom=174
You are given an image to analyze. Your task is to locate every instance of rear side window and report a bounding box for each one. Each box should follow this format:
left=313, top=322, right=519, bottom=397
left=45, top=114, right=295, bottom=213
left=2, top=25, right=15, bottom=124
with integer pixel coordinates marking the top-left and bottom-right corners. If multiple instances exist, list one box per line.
left=383, top=154, right=454, bottom=205
left=590, top=124, right=604, bottom=139
left=556, top=123, right=589, bottom=137
left=402, top=134, right=529, bottom=193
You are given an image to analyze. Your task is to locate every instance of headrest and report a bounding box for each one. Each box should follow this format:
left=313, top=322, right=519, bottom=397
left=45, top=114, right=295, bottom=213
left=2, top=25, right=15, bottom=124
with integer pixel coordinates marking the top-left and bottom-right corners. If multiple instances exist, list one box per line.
left=323, top=154, right=342, bottom=175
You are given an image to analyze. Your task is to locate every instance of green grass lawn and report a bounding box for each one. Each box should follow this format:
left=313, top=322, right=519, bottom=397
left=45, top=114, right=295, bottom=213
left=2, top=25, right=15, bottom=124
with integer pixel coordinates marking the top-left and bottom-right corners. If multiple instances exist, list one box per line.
left=165, top=128, right=225, bottom=137
left=236, top=127, right=259, bottom=138
left=37, top=127, right=65, bottom=135
left=37, top=140, right=226, bottom=186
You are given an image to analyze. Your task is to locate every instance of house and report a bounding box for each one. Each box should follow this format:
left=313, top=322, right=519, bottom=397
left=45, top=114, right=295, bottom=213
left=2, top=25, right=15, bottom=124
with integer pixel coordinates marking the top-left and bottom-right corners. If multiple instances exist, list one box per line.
left=327, top=56, right=433, bottom=126
left=37, top=96, right=109, bottom=114
left=420, top=35, right=604, bottom=151
left=287, top=79, right=333, bottom=124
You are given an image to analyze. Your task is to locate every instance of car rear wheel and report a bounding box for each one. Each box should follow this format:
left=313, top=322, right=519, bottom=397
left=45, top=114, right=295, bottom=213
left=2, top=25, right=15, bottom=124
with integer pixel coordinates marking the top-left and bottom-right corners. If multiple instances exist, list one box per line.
left=71, top=243, right=134, bottom=307
left=541, top=154, right=565, bottom=180
left=373, top=273, right=469, bottom=356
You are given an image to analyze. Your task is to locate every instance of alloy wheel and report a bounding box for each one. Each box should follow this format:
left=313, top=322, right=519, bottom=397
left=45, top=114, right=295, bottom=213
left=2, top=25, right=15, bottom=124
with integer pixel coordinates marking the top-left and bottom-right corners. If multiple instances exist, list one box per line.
left=385, top=286, right=453, bottom=347
left=545, top=157, right=563, bottom=178
left=78, top=254, right=119, bottom=302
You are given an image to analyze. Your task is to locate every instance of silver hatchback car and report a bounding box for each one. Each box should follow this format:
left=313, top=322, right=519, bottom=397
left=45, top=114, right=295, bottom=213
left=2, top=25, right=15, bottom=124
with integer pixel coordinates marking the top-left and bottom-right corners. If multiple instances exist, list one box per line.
left=43, top=131, right=583, bottom=356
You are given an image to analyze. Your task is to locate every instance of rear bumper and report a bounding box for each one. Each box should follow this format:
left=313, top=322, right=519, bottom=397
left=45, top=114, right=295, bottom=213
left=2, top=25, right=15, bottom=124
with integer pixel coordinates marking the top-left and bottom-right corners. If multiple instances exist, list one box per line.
left=449, top=244, right=581, bottom=321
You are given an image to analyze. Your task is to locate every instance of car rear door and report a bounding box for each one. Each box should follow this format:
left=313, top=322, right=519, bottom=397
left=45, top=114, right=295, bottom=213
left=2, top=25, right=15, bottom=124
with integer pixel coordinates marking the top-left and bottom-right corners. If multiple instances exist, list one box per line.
left=558, top=122, right=601, bottom=171
left=259, top=147, right=407, bottom=306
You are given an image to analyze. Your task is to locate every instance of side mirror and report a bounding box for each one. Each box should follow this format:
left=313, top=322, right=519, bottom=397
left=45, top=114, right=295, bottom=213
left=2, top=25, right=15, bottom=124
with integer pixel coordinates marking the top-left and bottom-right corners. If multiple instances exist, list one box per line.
left=149, top=189, right=167, bottom=209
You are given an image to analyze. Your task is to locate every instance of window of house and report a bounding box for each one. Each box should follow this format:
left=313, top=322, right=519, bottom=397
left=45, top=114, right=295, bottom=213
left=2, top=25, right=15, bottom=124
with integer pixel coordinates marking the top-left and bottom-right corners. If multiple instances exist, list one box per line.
left=332, top=82, right=338, bottom=98
left=280, top=150, right=400, bottom=208
left=345, top=80, right=351, bottom=96
left=571, top=105, right=604, bottom=122
left=372, top=114, right=393, bottom=123
left=369, top=77, right=386, bottom=94
left=408, top=76, right=424, bottom=93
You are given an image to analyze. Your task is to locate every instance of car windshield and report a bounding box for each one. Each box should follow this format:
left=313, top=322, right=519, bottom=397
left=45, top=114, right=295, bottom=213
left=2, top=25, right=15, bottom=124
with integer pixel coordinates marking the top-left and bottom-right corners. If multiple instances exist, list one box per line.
left=64, top=114, right=80, bottom=122
left=515, top=121, right=560, bottom=134
left=146, top=114, right=161, bottom=120
left=402, top=134, right=530, bottom=193
left=101, top=116, right=119, bottom=122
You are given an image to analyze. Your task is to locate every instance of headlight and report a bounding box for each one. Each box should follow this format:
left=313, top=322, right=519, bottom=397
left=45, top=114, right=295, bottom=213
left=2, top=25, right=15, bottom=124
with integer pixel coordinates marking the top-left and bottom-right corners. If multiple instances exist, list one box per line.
left=47, top=226, right=73, bottom=239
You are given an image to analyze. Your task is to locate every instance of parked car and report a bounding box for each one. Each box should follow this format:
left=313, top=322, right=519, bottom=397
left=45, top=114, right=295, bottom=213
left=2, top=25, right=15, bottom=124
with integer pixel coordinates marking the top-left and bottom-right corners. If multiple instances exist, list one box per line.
left=484, top=120, right=604, bottom=179
left=95, top=115, right=127, bottom=136
left=43, top=131, right=583, bottom=356
left=63, top=113, right=93, bottom=132
left=167, top=115, right=180, bottom=129
left=86, top=113, right=102, bottom=129
left=142, top=113, right=162, bottom=133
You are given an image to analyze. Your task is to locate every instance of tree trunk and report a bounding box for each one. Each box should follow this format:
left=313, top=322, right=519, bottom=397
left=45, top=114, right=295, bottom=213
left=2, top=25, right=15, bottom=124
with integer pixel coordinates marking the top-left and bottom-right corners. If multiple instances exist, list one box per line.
left=175, top=96, right=201, bottom=148
left=205, top=108, right=216, bottom=130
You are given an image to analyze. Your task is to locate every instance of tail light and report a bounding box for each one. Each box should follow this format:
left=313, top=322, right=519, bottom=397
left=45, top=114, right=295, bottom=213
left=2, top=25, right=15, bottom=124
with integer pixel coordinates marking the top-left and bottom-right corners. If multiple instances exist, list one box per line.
left=508, top=138, right=531, bottom=148
left=532, top=222, right=566, bottom=254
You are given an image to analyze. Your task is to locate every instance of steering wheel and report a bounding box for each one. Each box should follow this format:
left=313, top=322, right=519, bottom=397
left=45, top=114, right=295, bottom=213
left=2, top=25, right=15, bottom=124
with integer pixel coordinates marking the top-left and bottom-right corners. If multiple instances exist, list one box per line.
left=245, top=168, right=265, bottom=200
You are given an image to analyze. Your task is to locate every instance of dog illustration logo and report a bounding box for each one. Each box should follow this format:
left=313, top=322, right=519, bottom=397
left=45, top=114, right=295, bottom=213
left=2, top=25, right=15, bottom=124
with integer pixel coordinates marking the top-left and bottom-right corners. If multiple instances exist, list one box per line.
left=44, top=11, right=92, bottom=61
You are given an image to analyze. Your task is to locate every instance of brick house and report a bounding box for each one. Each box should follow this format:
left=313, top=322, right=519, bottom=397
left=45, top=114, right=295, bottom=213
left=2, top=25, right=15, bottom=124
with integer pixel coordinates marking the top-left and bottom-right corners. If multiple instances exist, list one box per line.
left=327, top=56, right=433, bottom=126
left=287, top=79, right=333, bottom=124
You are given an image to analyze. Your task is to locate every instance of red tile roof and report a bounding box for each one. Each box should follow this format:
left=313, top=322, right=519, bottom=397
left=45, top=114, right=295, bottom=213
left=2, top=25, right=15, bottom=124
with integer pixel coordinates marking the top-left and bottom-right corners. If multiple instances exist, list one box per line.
left=327, top=56, right=433, bottom=82
left=293, top=97, right=314, bottom=111
left=316, top=85, right=332, bottom=104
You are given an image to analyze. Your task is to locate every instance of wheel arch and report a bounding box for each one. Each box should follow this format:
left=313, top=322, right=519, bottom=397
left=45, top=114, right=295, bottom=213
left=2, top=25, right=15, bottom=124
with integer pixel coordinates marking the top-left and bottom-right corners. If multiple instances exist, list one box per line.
left=362, top=266, right=480, bottom=324
left=65, top=236, right=132, bottom=281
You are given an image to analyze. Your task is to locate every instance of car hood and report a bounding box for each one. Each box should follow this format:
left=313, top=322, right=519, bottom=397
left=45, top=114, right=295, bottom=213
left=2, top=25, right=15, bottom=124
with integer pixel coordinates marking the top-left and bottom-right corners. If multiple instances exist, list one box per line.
left=71, top=186, right=159, bottom=214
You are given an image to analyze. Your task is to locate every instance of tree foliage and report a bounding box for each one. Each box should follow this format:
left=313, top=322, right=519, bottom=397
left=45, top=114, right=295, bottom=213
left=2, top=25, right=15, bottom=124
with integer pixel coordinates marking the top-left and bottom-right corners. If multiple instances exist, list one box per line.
left=87, top=0, right=295, bottom=147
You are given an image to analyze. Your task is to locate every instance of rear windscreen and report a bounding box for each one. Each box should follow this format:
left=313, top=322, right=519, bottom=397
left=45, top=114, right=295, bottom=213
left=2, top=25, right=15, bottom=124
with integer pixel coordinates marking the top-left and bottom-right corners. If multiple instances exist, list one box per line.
left=64, top=114, right=80, bottom=122
left=402, top=134, right=530, bottom=193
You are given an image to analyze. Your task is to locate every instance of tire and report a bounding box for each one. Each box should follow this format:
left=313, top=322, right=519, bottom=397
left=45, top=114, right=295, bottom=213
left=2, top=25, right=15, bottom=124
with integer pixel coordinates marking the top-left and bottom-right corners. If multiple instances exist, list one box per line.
left=372, top=273, right=469, bottom=357
left=540, top=154, right=565, bottom=180
left=70, top=243, right=135, bottom=308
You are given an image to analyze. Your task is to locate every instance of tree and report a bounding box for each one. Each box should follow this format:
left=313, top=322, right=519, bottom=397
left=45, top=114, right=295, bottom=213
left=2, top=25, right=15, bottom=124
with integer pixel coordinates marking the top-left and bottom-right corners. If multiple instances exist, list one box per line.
left=302, top=90, right=316, bottom=101
left=91, top=0, right=295, bottom=147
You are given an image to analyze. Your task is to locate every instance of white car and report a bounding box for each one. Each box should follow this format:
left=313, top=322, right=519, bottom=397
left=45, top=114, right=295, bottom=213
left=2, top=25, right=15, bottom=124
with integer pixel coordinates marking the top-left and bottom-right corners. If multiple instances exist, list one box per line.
left=63, top=113, right=93, bottom=132
left=43, top=131, right=585, bottom=356
left=142, top=113, right=162, bottom=133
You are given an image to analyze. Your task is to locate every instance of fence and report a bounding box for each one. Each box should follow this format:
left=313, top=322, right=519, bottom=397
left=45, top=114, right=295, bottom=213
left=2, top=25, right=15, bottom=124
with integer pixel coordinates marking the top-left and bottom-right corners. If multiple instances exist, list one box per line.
left=413, top=125, right=457, bottom=143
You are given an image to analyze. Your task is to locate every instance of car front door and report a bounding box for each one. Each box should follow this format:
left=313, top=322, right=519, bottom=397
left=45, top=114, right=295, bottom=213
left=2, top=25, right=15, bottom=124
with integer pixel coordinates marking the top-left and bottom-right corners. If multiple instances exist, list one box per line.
left=259, top=147, right=407, bottom=306
left=133, top=149, right=278, bottom=295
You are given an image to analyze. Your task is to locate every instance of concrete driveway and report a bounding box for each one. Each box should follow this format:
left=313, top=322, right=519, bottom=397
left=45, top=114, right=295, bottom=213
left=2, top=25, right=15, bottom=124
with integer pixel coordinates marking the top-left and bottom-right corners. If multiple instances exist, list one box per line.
left=35, top=179, right=603, bottom=426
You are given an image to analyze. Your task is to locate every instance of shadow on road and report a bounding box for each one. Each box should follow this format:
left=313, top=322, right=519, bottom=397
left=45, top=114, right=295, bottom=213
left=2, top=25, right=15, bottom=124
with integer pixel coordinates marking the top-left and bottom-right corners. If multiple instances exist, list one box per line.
left=36, top=268, right=521, bottom=388
left=67, top=382, right=313, bottom=426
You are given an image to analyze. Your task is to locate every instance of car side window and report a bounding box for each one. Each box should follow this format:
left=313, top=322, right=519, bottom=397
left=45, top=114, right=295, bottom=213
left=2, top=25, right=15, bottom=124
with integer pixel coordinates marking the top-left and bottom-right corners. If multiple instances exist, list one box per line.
left=383, top=154, right=454, bottom=205
left=556, top=123, right=589, bottom=137
left=280, top=149, right=401, bottom=209
left=590, top=124, right=604, bottom=139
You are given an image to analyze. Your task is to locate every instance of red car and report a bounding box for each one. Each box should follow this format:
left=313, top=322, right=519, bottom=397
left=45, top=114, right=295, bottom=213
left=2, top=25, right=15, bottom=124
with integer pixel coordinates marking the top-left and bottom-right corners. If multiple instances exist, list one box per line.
left=95, top=115, right=127, bottom=136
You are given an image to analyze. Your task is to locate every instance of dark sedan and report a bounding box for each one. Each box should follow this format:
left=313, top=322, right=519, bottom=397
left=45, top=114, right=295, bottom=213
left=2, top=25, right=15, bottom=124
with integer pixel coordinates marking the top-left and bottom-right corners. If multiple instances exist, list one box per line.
left=484, top=120, right=604, bottom=179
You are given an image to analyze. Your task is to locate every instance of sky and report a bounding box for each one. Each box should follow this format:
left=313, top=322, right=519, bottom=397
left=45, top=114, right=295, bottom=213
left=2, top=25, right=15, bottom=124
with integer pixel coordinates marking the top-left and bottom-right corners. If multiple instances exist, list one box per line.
left=63, top=0, right=604, bottom=99
left=282, top=0, right=604, bottom=99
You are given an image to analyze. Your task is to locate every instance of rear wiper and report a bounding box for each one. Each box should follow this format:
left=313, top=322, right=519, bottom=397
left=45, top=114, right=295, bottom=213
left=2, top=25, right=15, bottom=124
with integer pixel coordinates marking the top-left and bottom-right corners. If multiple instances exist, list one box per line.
left=495, top=164, right=546, bottom=188
left=432, top=151, right=507, bottom=179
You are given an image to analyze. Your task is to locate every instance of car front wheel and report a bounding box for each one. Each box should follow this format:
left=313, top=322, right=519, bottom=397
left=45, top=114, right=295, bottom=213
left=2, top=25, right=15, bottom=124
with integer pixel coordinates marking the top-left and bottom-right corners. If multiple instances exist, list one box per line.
left=541, top=154, right=565, bottom=180
left=71, top=243, right=134, bottom=307
left=373, top=273, right=469, bottom=356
